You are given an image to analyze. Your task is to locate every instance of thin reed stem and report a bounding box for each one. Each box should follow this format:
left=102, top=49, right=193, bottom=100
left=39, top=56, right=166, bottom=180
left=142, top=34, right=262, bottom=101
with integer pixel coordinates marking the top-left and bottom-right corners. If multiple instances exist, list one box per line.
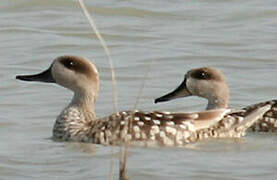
left=77, top=2, right=154, bottom=180
left=120, top=59, right=156, bottom=179
left=134, top=59, right=155, bottom=110
left=77, top=1, right=118, bottom=180
left=78, top=0, right=118, bottom=113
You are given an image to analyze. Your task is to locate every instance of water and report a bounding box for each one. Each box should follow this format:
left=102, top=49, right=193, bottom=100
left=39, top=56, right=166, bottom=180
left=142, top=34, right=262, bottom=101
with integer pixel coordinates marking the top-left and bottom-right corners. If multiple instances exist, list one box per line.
left=1, top=0, right=277, bottom=179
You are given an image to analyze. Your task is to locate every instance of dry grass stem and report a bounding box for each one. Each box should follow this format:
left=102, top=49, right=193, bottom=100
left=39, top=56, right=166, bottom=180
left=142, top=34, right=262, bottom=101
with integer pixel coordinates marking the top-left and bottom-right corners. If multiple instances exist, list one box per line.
left=77, top=1, right=118, bottom=180
left=120, top=59, right=156, bottom=179
left=78, top=0, right=118, bottom=113
left=134, top=59, right=155, bottom=109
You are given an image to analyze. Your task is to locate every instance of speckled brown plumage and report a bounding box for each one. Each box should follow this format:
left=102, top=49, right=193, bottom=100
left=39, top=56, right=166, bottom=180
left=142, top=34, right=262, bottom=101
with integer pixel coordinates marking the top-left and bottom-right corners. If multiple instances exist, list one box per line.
left=241, top=100, right=277, bottom=132
left=16, top=57, right=272, bottom=148
left=154, top=67, right=277, bottom=134
left=52, top=104, right=270, bottom=147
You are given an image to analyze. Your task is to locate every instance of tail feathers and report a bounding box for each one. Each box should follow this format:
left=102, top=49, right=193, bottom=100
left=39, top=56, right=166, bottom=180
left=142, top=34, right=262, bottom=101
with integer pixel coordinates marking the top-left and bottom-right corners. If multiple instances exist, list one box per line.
left=243, top=100, right=277, bottom=113
left=231, top=104, right=272, bottom=133
left=242, top=100, right=277, bottom=132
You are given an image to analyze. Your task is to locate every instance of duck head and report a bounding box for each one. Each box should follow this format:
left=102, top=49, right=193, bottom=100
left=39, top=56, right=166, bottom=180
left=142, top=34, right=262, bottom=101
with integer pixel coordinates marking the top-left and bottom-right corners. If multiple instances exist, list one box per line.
left=155, top=67, right=229, bottom=110
left=16, top=55, right=100, bottom=106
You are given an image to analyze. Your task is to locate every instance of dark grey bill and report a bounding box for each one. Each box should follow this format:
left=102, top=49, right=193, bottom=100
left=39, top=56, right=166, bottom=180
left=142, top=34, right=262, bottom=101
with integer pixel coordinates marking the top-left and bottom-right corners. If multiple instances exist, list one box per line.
left=16, top=67, right=55, bottom=83
left=154, top=78, right=191, bottom=103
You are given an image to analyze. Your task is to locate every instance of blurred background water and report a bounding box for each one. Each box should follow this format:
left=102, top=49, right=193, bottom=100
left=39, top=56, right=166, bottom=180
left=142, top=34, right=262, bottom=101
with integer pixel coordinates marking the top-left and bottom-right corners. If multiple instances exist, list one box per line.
left=1, top=0, right=277, bottom=179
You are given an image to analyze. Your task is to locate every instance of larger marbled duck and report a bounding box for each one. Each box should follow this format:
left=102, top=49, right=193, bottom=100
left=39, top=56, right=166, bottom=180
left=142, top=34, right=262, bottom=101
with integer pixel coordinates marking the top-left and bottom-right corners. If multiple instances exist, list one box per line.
left=16, top=57, right=270, bottom=147
left=154, top=67, right=277, bottom=132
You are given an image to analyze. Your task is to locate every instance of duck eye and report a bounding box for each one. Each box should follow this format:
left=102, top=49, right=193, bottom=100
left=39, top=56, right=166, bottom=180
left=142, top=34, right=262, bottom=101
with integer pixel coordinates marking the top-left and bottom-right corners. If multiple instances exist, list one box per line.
left=200, top=72, right=207, bottom=78
left=63, top=60, right=74, bottom=69
left=194, top=70, right=210, bottom=80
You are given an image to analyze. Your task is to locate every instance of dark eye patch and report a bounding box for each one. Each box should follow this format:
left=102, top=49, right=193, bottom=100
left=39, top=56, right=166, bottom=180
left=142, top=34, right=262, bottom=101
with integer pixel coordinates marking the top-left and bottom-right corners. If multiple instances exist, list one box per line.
left=59, top=56, right=95, bottom=78
left=191, top=69, right=212, bottom=80
left=61, top=58, right=75, bottom=69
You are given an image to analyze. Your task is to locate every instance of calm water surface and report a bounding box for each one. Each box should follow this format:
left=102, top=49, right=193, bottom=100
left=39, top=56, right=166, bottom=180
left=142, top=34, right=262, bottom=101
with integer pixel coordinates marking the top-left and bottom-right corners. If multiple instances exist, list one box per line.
left=1, top=0, right=277, bottom=179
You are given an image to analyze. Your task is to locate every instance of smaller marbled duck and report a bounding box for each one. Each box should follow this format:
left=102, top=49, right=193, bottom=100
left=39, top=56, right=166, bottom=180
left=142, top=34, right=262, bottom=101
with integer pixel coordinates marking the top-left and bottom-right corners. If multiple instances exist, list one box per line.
left=154, top=67, right=276, bottom=133
left=16, top=57, right=270, bottom=147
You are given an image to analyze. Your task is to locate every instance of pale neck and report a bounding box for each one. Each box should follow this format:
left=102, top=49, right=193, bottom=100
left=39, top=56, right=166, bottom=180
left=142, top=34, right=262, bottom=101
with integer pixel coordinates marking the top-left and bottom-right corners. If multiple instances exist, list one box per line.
left=70, top=90, right=97, bottom=118
left=206, top=97, right=228, bottom=110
